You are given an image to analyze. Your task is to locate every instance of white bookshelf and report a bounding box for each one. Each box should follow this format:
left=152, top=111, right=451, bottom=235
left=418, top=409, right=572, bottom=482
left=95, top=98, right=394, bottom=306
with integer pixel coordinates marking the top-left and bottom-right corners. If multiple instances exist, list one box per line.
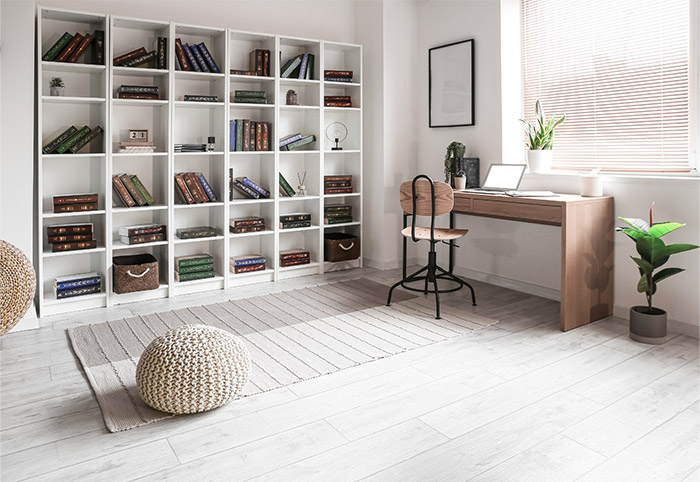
left=36, top=6, right=362, bottom=316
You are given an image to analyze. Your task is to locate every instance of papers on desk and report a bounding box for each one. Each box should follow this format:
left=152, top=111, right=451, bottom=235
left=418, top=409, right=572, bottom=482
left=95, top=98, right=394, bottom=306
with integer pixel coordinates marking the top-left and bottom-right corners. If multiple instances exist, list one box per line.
left=505, top=190, right=559, bottom=197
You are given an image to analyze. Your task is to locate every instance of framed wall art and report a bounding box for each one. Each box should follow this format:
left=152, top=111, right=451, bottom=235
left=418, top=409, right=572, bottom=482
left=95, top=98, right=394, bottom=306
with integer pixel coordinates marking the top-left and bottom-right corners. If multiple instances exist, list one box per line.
left=429, top=39, right=474, bottom=128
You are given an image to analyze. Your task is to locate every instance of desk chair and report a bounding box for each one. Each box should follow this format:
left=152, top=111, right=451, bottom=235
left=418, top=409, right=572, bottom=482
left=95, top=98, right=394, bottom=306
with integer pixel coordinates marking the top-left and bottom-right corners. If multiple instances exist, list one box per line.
left=386, top=175, right=476, bottom=319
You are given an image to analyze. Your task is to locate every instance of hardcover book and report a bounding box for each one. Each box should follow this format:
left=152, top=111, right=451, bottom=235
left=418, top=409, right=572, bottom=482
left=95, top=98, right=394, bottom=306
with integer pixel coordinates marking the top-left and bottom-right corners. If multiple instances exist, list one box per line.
left=263, top=49, right=270, bottom=77
left=230, top=254, right=266, bottom=267
left=324, top=175, right=353, bottom=182
left=53, top=202, right=98, bottom=213
left=119, top=173, right=147, bottom=206
left=42, top=32, right=73, bottom=61
left=55, top=126, right=91, bottom=154
left=175, top=271, right=215, bottom=282
left=279, top=133, right=302, bottom=147
left=55, top=33, right=83, bottom=62
left=47, top=223, right=93, bottom=235
left=51, top=239, right=97, bottom=252
left=280, top=257, right=311, bottom=267
left=189, top=44, right=210, bottom=72
left=238, top=177, right=269, bottom=198
left=197, top=42, right=220, bottom=73
left=175, top=38, right=191, bottom=71
left=325, top=187, right=354, bottom=194
left=175, top=226, right=217, bottom=239
left=232, top=179, right=260, bottom=199
left=55, top=284, right=101, bottom=299
left=231, top=225, right=265, bottom=234
left=93, top=30, right=105, bottom=65
left=279, top=249, right=310, bottom=261
left=282, top=135, right=316, bottom=151
left=177, top=263, right=214, bottom=274
left=278, top=173, right=296, bottom=197
left=53, top=193, right=98, bottom=205
left=230, top=216, right=265, bottom=227
left=182, top=43, right=201, bottom=72
left=68, top=126, right=103, bottom=153
left=117, top=93, right=159, bottom=100
left=298, top=53, right=309, bottom=79
left=157, top=37, right=167, bottom=69
left=182, top=173, right=206, bottom=203
left=54, top=272, right=101, bottom=291
left=113, top=47, right=147, bottom=66
left=195, top=172, right=217, bottom=202
left=48, top=233, right=94, bottom=243
left=119, top=233, right=165, bottom=245
left=324, top=216, right=353, bottom=225
left=233, top=263, right=266, bottom=274
left=183, top=95, right=218, bottom=102
left=280, top=213, right=311, bottom=222
left=175, top=254, right=214, bottom=267
left=174, top=173, right=195, bottom=204
left=67, top=33, right=94, bottom=63
left=249, top=49, right=263, bottom=76
left=118, top=224, right=166, bottom=237
left=123, top=50, right=156, bottom=68
left=119, top=85, right=159, bottom=94
left=280, top=55, right=302, bottom=78
left=187, top=172, right=210, bottom=203
left=43, top=126, right=78, bottom=154
left=130, top=175, right=155, bottom=205
left=233, top=96, right=267, bottom=104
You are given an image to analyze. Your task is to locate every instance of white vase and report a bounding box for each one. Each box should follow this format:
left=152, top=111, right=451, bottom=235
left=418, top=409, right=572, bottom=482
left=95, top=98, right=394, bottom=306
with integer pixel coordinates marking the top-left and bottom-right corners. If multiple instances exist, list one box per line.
left=49, top=86, right=65, bottom=96
left=527, top=150, right=553, bottom=173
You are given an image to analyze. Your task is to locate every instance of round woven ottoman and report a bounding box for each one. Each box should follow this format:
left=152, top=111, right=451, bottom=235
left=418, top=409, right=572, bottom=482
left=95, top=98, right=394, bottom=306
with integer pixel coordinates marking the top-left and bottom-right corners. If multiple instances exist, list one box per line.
left=0, top=240, right=36, bottom=336
left=136, top=324, right=250, bottom=414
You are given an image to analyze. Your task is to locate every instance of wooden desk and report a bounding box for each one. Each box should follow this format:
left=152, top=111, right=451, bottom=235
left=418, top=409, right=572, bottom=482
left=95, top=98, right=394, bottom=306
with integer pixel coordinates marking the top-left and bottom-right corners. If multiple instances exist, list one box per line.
left=452, top=192, right=615, bottom=331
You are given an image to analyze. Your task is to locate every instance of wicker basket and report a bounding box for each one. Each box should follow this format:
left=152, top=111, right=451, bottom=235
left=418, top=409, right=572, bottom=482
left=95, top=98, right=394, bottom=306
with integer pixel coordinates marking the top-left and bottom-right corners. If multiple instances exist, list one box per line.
left=324, top=233, right=360, bottom=262
left=113, top=254, right=159, bottom=294
left=0, top=240, right=36, bottom=335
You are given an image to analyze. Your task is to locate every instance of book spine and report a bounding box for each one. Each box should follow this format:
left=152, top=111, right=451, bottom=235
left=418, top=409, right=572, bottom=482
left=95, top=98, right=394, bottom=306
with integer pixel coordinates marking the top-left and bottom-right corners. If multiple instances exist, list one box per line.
left=117, top=93, right=159, bottom=100
left=324, top=96, right=352, bottom=101
left=92, top=30, right=104, bottom=65
left=197, top=42, right=220, bottom=73
left=324, top=181, right=352, bottom=188
left=249, top=50, right=258, bottom=75
left=182, top=173, right=206, bottom=203
left=229, top=69, right=257, bottom=76
left=51, top=240, right=97, bottom=252
left=249, top=122, right=256, bottom=150
left=278, top=173, right=296, bottom=196
left=56, top=284, right=101, bottom=299
left=176, top=229, right=217, bottom=239
left=123, top=50, right=156, bottom=68
left=232, top=257, right=266, bottom=267
left=286, top=135, right=316, bottom=151
left=46, top=224, right=93, bottom=235
left=130, top=175, right=155, bottom=205
left=324, top=77, right=353, bottom=83
left=113, top=47, right=147, bottom=66
left=279, top=252, right=310, bottom=261
left=53, top=202, right=98, bottom=213
left=233, top=263, right=266, bottom=274
left=280, top=213, right=311, bottom=221
left=196, top=173, right=218, bottom=202
left=190, top=173, right=210, bottom=203
left=122, top=233, right=165, bottom=245
left=241, top=177, right=269, bottom=197
left=235, top=119, right=243, bottom=151
left=231, top=226, right=265, bottom=234
left=55, top=277, right=100, bottom=291
left=234, top=90, right=267, bottom=99
left=324, top=187, right=353, bottom=194
left=176, top=271, right=215, bottom=282
left=279, top=133, right=302, bottom=147
left=68, top=126, right=103, bottom=154
left=232, top=180, right=260, bottom=199
left=183, top=95, right=218, bottom=102
left=119, top=85, right=159, bottom=94
left=262, top=122, right=269, bottom=151
left=43, top=126, right=78, bottom=154
left=189, top=44, right=210, bottom=72
left=280, top=258, right=310, bottom=267
left=232, top=97, right=267, bottom=104
left=243, top=120, right=251, bottom=151
left=175, top=38, right=191, bottom=71
left=324, top=70, right=353, bottom=77
left=53, top=194, right=98, bottom=204
left=229, top=168, right=234, bottom=201
left=324, top=102, right=353, bottom=107
left=182, top=44, right=201, bottom=72
left=176, top=256, right=214, bottom=268
left=324, top=175, right=353, bottom=181
left=120, top=174, right=147, bottom=206
left=48, top=233, right=93, bottom=243
left=255, top=124, right=263, bottom=151
left=42, top=32, right=73, bottom=61
left=67, top=33, right=94, bottom=63
left=125, top=226, right=165, bottom=236
left=325, top=217, right=353, bottom=225
left=231, top=218, right=265, bottom=227
left=280, top=221, right=311, bottom=229
left=55, top=126, right=91, bottom=154
left=177, top=263, right=214, bottom=274
left=157, top=37, right=167, bottom=69
left=255, top=49, right=263, bottom=76
left=263, top=50, right=270, bottom=77
left=298, top=53, right=309, bottom=79
left=174, top=174, right=195, bottom=204
left=229, top=121, right=236, bottom=151
left=55, top=33, right=83, bottom=62
left=305, top=54, right=314, bottom=80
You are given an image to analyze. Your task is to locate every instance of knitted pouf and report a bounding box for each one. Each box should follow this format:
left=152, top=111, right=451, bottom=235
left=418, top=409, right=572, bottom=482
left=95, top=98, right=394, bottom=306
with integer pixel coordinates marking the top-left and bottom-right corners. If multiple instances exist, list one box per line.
left=0, top=240, right=36, bottom=336
left=136, top=324, right=250, bottom=414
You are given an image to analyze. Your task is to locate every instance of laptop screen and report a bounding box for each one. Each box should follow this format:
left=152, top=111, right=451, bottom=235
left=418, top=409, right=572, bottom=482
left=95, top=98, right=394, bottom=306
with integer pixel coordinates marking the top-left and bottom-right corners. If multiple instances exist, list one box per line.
left=482, top=164, right=526, bottom=190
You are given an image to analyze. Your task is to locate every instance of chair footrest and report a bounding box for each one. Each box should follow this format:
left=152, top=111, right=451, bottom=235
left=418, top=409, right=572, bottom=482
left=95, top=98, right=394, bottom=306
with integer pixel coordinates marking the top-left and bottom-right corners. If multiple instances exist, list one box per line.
left=399, top=275, right=465, bottom=294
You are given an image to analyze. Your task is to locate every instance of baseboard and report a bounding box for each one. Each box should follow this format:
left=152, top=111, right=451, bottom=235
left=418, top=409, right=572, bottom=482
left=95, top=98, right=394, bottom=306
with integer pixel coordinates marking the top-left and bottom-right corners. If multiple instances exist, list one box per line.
left=363, top=257, right=419, bottom=271
left=613, top=305, right=699, bottom=338
left=451, top=266, right=561, bottom=302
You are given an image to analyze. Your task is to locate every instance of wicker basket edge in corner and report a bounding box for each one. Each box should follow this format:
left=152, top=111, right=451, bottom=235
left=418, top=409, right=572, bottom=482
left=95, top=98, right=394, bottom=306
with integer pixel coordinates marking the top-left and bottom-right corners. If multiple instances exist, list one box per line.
left=0, top=239, right=36, bottom=335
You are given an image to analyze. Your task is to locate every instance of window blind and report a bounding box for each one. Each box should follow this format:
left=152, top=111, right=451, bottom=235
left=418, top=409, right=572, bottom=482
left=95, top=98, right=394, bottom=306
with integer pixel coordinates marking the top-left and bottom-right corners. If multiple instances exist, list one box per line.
left=521, top=0, right=691, bottom=172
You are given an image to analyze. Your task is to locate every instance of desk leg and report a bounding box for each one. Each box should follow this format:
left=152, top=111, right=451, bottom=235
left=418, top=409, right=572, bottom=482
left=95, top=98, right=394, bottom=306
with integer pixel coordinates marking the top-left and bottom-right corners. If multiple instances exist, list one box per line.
left=560, top=199, right=615, bottom=331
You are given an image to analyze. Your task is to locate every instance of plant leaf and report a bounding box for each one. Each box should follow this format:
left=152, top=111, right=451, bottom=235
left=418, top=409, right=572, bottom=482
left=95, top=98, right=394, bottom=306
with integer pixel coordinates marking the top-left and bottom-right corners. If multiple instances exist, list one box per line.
left=648, top=222, right=685, bottom=238
left=618, top=217, right=650, bottom=233
left=637, top=275, right=657, bottom=295
left=653, top=267, right=684, bottom=283
left=631, top=256, right=653, bottom=274
left=616, top=227, right=647, bottom=240
left=636, top=236, right=669, bottom=267
left=536, top=100, right=544, bottom=122
left=664, top=243, right=700, bottom=255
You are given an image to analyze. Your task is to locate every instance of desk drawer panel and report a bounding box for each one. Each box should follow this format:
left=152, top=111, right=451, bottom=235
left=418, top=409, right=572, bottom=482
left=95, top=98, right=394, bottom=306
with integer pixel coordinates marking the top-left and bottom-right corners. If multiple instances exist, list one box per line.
left=453, top=196, right=472, bottom=213
left=473, top=199, right=562, bottom=225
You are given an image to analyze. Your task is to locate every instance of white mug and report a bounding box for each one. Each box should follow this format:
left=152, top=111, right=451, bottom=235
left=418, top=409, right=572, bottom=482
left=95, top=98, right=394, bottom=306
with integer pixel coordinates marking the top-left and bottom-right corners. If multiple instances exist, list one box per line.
left=454, top=176, right=466, bottom=190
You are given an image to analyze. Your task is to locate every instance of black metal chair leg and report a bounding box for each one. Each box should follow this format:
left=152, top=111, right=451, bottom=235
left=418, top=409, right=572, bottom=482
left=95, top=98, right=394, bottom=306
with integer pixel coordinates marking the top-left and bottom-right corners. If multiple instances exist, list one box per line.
left=431, top=267, right=441, bottom=319
left=435, top=266, right=477, bottom=306
left=387, top=265, right=429, bottom=306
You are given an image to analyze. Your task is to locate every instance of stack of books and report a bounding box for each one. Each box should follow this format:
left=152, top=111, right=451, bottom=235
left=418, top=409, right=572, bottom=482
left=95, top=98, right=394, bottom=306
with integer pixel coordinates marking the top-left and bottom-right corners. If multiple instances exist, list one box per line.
left=230, top=119, right=271, bottom=151
left=53, top=193, right=98, bottom=213
left=231, top=176, right=270, bottom=200
left=179, top=94, right=218, bottom=102
left=324, top=175, right=353, bottom=194
left=324, top=70, right=353, bottom=83
left=175, top=226, right=218, bottom=240
left=46, top=223, right=96, bottom=252
left=174, top=254, right=216, bottom=282
left=174, top=38, right=220, bottom=73
left=119, top=137, right=156, bottom=153
left=280, top=53, right=315, bottom=80
left=324, top=204, right=353, bottom=225
left=174, top=143, right=206, bottom=153
left=54, top=272, right=102, bottom=299
left=278, top=173, right=296, bottom=197
left=41, top=30, right=104, bottom=64
left=279, top=133, right=316, bottom=151
left=117, top=85, right=159, bottom=100
left=43, top=125, right=103, bottom=155
left=114, top=38, right=167, bottom=69
left=280, top=249, right=310, bottom=267
left=174, top=172, right=217, bottom=204
left=118, top=224, right=166, bottom=245
left=112, top=174, right=155, bottom=207
left=324, top=95, right=352, bottom=107
left=280, top=213, right=311, bottom=229
left=230, top=216, right=266, bottom=234
left=230, top=254, right=266, bottom=274
left=232, top=90, right=267, bottom=104
left=230, top=49, right=270, bottom=76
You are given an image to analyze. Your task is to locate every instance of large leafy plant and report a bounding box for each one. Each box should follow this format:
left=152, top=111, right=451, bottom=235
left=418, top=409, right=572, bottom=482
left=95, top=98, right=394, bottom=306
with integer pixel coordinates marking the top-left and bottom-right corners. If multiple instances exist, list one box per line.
left=519, top=100, right=565, bottom=150
left=617, top=203, right=698, bottom=313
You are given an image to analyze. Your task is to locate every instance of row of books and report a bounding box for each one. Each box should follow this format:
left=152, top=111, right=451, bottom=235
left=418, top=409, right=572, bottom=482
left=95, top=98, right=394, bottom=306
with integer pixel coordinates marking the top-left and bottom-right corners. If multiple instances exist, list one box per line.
left=42, top=125, right=103, bottom=155
left=231, top=175, right=270, bottom=200
left=54, top=272, right=102, bottom=299
left=324, top=70, right=354, bottom=83
left=119, top=224, right=166, bottom=245
left=280, top=249, right=310, bottom=267
left=176, top=226, right=218, bottom=240
left=230, top=216, right=266, bottom=234
left=231, top=254, right=266, bottom=274
left=174, top=38, right=220, bottom=73
left=174, top=172, right=218, bottom=204
left=279, top=133, right=316, bottom=151
left=232, top=90, right=267, bottom=104
left=175, top=254, right=215, bottom=282
left=117, top=85, right=159, bottom=100
left=113, top=39, right=167, bottom=69
left=324, top=95, right=352, bottom=108
left=174, top=143, right=207, bottom=153
left=47, top=223, right=97, bottom=252
left=281, top=53, right=315, bottom=80
left=42, top=30, right=104, bottom=64
left=324, top=204, right=353, bottom=225
left=230, top=120, right=271, bottom=151
left=229, top=49, right=271, bottom=77
left=112, top=174, right=156, bottom=207
left=280, top=213, right=311, bottom=229
left=53, top=193, right=98, bottom=214
left=325, top=175, right=353, bottom=194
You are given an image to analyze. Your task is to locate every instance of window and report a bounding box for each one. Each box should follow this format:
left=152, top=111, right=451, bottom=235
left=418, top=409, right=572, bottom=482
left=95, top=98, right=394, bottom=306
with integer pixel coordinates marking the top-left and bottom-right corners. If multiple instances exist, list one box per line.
left=521, top=0, right=692, bottom=173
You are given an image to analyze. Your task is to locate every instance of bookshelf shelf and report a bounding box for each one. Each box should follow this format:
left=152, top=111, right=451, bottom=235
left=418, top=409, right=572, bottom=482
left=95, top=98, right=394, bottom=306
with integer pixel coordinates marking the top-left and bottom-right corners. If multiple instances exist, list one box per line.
left=36, top=7, right=361, bottom=317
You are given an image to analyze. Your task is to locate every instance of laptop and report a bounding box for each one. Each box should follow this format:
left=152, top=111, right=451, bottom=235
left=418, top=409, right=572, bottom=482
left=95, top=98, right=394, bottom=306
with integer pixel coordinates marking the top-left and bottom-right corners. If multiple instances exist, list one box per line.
left=461, top=164, right=526, bottom=194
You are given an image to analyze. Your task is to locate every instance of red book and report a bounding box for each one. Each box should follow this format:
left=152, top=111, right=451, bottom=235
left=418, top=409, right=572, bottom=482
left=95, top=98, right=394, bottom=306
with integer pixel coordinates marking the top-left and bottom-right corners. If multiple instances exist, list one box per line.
left=263, top=50, right=270, bottom=77
left=47, top=224, right=93, bottom=235
left=117, top=93, right=159, bottom=100
left=324, top=187, right=353, bottom=194
left=262, top=122, right=269, bottom=151
left=280, top=257, right=310, bottom=267
left=67, top=33, right=94, bottom=63
left=53, top=193, right=98, bottom=204
left=55, top=33, right=84, bottom=62
left=174, top=173, right=195, bottom=204
left=279, top=250, right=310, bottom=261
left=324, top=175, right=353, bottom=182
left=255, top=123, right=263, bottom=151
left=190, top=172, right=211, bottom=203
left=47, top=233, right=93, bottom=243
left=175, top=38, right=191, bottom=71
left=53, top=202, right=98, bottom=213
left=233, top=263, right=266, bottom=274
left=51, top=239, right=97, bottom=252
left=182, top=173, right=205, bottom=203
left=113, top=47, right=147, bottom=66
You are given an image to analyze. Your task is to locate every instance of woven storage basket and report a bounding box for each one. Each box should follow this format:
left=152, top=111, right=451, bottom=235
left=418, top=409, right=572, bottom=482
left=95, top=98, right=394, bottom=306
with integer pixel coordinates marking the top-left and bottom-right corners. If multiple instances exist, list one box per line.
left=136, top=324, right=250, bottom=414
left=324, top=233, right=360, bottom=262
left=113, top=254, right=159, bottom=294
left=0, top=240, right=36, bottom=335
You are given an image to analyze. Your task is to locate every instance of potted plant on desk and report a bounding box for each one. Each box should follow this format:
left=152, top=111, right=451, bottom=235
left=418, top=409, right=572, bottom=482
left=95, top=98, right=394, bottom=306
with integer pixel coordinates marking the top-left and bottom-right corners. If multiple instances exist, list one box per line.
left=444, top=141, right=466, bottom=186
left=519, top=100, right=565, bottom=173
left=617, top=203, right=698, bottom=344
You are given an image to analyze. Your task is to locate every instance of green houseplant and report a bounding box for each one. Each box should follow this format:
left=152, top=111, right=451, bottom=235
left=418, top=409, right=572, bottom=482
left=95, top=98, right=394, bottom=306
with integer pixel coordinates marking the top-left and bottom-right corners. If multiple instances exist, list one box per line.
left=519, top=100, right=565, bottom=173
left=49, top=77, right=65, bottom=96
left=617, top=203, right=698, bottom=344
left=444, top=141, right=466, bottom=185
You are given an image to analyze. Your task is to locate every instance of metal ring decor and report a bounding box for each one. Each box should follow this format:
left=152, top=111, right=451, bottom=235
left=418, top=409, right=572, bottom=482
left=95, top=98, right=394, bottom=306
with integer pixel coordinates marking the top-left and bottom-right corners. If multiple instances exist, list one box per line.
left=0, top=240, right=36, bottom=336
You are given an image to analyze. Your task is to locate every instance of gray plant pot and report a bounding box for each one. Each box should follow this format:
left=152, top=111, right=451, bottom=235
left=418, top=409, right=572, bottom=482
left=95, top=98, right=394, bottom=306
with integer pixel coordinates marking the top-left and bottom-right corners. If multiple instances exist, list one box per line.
left=629, top=306, right=667, bottom=344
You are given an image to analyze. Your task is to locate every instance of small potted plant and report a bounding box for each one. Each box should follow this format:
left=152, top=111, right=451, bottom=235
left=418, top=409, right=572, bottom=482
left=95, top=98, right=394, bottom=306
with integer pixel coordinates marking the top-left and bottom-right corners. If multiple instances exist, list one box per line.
left=444, top=141, right=466, bottom=186
left=617, top=203, right=698, bottom=344
left=453, top=170, right=466, bottom=190
left=519, top=100, right=565, bottom=173
left=49, top=77, right=65, bottom=96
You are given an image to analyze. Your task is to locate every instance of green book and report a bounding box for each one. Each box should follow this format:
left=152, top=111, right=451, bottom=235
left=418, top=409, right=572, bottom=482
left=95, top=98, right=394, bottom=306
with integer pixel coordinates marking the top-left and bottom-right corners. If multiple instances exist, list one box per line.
left=42, top=32, right=73, bottom=61
left=43, top=126, right=77, bottom=154
left=234, top=90, right=266, bottom=99
left=175, top=254, right=215, bottom=268
left=279, top=173, right=296, bottom=196
left=55, top=125, right=91, bottom=154
left=285, top=135, right=316, bottom=151
left=176, top=263, right=214, bottom=274
left=69, top=126, right=103, bottom=154
left=175, top=270, right=216, bottom=282
left=119, top=173, right=147, bottom=206
left=236, top=119, right=243, bottom=152
left=233, top=97, right=267, bottom=104
left=325, top=216, right=353, bottom=225
left=130, top=174, right=155, bottom=205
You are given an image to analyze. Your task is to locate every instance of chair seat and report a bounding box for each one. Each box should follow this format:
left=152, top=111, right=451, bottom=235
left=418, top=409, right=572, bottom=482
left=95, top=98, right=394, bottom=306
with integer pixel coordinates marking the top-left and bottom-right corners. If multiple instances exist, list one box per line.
left=401, top=226, right=468, bottom=241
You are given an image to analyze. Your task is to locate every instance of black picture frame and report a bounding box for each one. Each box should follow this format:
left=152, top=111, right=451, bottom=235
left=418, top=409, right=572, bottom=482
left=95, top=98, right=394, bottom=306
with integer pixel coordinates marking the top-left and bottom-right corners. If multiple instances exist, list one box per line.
left=429, top=39, right=474, bottom=128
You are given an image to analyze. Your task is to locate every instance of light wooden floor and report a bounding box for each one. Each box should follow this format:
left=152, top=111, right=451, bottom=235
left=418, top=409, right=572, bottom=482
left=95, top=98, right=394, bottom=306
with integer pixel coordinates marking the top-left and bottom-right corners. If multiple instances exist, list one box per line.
left=1, top=267, right=698, bottom=481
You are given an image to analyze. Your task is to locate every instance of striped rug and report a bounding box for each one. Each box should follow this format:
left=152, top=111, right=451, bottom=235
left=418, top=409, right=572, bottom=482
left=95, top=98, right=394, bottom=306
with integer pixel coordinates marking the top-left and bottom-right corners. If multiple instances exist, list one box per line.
left=68, top=278, right=497, bottom=432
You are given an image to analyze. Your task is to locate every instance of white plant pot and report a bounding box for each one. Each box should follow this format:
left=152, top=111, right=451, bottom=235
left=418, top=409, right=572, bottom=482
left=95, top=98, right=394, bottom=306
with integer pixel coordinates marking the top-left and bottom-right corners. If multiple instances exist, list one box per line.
left=49, top=86, right=65, bottom=96
left=454, top=176, right=466, bottom=190
left=527, top=150, right=553, bottom=173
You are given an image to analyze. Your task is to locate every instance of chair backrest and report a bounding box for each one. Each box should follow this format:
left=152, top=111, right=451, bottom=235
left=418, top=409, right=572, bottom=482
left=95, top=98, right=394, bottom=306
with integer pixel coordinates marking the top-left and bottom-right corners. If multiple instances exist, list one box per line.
left=400, top=178, right=454, bottom=216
